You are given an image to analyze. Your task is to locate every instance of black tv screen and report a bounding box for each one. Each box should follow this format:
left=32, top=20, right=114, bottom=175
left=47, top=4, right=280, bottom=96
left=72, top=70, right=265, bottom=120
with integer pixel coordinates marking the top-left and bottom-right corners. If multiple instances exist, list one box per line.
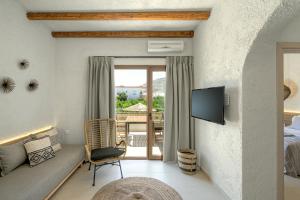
left=191, top=86, right=225, bottom=125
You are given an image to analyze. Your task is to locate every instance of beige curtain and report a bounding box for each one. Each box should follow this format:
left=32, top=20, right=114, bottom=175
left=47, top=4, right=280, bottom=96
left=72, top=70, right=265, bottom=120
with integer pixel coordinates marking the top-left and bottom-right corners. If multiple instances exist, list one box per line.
left=86, top=56, right=115, bottom=120
left=163, top=56, right=195, bottom=161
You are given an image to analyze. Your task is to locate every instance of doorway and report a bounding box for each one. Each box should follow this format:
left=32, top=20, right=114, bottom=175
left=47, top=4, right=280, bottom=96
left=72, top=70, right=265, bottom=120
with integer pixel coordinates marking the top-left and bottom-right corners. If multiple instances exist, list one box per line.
left=277, top=43, right=300, bottom=200
left=114, top=65, right=166, bottom=160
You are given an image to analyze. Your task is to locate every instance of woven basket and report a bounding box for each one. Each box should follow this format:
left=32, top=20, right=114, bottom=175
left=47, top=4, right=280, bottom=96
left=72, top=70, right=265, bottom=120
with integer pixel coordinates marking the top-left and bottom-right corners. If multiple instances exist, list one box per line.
left=177, top=149, right=197, bottom=175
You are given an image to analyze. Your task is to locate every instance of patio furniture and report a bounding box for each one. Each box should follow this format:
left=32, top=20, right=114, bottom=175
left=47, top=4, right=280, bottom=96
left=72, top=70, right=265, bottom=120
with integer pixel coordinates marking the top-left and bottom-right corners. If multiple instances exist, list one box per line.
left=125, top=115, right=147, bottom=138
left=116, top=121, right=126, bottom=141
left=128, top=132, right=147, bottom=147
left=84, top=118, right=127, bottom=186
left=153, top=120, right=164, bottom=144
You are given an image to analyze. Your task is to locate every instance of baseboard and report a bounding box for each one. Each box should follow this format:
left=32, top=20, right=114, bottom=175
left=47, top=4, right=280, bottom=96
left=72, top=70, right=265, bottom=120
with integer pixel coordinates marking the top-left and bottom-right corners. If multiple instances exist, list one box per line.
left=198, top=165, right=231, bottom=200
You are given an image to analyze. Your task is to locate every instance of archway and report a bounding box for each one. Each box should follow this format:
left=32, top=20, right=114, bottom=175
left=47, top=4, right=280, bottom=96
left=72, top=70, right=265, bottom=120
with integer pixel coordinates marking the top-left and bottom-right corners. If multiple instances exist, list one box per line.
left=242, top=1, right=300, bottom=199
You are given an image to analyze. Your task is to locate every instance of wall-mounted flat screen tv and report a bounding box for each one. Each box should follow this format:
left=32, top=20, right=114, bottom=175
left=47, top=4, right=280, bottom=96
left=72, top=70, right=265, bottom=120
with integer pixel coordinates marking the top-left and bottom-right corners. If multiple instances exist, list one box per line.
left=191, top=86, right=225, bottom=125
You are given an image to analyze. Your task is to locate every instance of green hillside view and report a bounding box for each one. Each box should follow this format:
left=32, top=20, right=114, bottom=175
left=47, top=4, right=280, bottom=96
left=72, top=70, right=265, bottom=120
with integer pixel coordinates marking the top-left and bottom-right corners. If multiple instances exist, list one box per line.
left=116, top=92, right=164, bottom=112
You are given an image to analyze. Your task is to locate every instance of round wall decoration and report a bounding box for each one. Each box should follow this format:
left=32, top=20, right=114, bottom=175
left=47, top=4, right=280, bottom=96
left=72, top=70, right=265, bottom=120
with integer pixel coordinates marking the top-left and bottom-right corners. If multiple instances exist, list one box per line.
left=19, top=59, right=29, bottom=69
left=27, top=79, right=39, bottom=91
left=0, top=77, right=16, bottom=93
left=284, top=85, right=291, bottom=100
left=284, top=79, right=298, bottom=100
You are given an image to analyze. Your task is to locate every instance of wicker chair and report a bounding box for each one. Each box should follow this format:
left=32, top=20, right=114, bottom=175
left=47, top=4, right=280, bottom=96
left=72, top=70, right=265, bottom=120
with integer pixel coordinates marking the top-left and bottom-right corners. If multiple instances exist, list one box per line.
left=84, top=118, right=126, bottom=186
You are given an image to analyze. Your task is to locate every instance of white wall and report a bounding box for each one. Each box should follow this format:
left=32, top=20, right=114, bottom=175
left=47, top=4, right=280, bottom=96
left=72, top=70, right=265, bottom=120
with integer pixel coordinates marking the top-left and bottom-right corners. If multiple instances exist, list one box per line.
left=284, top=53, right=300, bottom=111
left=242, top=39, right=278, bottom=200
left=193, top=0, right=300, bottom=200
left=280, top=14, right=300, bottom=112
left=193, top=1, right=279, bottom=199
left=55, top=38, right=192, bottom=144
left=0, top=0, right=55, bottom=140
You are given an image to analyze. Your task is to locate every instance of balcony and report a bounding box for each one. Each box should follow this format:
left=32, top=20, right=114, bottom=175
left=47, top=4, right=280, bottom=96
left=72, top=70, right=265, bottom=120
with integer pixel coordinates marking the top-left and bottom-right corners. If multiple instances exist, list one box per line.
left=116, top=111, right=164, bottom=158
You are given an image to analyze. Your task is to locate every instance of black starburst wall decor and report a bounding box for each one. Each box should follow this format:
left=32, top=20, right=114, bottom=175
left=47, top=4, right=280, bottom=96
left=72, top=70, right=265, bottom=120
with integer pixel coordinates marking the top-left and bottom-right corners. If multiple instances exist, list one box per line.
left=19, top=59, right=29, bottom=69
left=0, top=77, right=16, bottom=93
left=27, top=79, right=39, bottom=91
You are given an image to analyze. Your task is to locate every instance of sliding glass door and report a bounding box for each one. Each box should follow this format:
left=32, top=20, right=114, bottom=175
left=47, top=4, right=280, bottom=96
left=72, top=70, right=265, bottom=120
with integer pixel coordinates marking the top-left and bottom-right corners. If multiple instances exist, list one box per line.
left=115, top=68, right=148, bottom=159
left=115, top=66, right=165, bottom=160
left=148, top=68, right=165, bottom=160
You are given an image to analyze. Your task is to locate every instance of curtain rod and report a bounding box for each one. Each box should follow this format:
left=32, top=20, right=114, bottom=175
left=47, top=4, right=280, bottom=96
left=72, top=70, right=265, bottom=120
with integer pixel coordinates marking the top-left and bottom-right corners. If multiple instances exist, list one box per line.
left=113, top=56, right=166, bottom=58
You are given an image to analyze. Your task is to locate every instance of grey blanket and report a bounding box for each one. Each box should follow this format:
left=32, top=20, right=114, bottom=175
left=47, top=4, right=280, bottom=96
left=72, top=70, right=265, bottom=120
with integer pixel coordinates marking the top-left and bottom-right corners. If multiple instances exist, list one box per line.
left=284, top=135, right=300, bottom=177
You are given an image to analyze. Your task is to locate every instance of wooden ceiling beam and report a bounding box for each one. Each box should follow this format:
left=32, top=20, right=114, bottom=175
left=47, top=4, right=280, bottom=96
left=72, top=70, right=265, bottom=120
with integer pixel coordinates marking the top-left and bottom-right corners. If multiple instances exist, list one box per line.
left=27, top=11, right=210, bottom=20
left=51, top=31, right=194, bottom=38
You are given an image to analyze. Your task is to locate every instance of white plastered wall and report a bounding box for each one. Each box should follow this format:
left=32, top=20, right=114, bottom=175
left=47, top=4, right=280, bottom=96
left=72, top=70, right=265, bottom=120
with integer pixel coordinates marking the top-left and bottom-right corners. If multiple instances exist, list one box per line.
left=194, top=0, right=300, bottom=199
left=0, top=0, right=55, bottom=140
left=54, top=38, right=193, bottom=144
left=284, top=53, right=300, bottom=112
left=280, top=14, right=300, bottom=112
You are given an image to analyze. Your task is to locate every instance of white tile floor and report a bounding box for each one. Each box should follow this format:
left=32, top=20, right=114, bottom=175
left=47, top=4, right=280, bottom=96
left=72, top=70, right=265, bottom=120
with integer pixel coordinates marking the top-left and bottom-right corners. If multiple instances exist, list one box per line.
left=285, top=175, right=300, bottom=200
left=51, top=160, right=228, bottom=200
left=125, top=146, right=162, bottom=157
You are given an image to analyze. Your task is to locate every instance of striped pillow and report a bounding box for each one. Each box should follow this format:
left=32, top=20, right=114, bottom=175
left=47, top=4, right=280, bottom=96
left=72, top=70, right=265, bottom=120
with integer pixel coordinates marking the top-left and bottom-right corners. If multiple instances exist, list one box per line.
left=24, top=137, right=55, bottom=167
left=34, top=128, right=62, bottom=152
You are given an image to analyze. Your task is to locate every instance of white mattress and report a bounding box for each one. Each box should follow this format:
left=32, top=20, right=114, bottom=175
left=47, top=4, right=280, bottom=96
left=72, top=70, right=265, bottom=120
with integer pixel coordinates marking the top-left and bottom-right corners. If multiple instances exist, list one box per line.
left=284, top=127, right=300, bottom=137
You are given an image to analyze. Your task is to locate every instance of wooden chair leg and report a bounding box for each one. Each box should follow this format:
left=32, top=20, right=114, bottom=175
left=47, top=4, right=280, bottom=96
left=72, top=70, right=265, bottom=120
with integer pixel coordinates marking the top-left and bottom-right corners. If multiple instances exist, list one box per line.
left=119, top=160, right=123, bottom=179
left=93, top=164, right=96, bottom=186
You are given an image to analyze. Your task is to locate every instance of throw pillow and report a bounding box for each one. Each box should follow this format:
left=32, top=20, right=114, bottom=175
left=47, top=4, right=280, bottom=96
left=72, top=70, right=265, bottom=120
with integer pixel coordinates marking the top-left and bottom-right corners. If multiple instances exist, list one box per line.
left=34, top=128, right=62, bottom=152
left=24, top=137, right=55, bottom=167
left=291, top=116, right=300, bottom=130
left=0, top=140, right=28, bottom=176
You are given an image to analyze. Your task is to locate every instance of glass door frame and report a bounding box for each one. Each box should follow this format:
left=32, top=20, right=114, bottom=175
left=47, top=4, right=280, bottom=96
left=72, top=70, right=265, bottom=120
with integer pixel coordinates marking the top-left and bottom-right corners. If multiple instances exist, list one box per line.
left=115, top=65, right=166, bottom=160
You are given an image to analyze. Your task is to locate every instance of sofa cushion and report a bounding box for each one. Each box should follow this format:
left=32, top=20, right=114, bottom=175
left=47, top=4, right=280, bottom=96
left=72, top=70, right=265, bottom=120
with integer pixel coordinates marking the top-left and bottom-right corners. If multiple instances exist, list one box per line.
left=34, top=128, right=62, bottom=152
left=0, top=140, right=27, bottom=176
left=24, top=137, right=55, bottom=167
left=0, top=145, right=84, bottom=200
left=91, top=147, right=125, bottom=161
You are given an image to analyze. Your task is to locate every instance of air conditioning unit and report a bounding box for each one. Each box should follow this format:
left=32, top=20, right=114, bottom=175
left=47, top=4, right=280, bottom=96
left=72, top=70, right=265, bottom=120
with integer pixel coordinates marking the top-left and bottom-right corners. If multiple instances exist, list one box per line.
left=148, top=40, right=184, bottom=53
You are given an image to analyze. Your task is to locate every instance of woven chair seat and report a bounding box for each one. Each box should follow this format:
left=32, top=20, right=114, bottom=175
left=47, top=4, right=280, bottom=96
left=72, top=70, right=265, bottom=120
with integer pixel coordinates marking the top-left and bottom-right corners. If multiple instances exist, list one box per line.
left=91, top=147, right=125, bottom=161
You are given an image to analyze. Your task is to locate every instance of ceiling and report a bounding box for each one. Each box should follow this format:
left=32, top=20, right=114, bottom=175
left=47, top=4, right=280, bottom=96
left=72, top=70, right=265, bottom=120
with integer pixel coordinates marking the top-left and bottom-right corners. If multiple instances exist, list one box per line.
left=18, top=0, right=215, bottom=12
left=40, top=21, right=203, bottom=32
left=18, top=0, right=214, bottom=32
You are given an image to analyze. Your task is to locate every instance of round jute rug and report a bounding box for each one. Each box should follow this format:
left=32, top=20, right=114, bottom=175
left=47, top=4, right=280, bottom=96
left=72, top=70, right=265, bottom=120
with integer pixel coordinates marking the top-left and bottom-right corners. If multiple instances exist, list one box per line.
left=92, top=177, right=182, bottom=200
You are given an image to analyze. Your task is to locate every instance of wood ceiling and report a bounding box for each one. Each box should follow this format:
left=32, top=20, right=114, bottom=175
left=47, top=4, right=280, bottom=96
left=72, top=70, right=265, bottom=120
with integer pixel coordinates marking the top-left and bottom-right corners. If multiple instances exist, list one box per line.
left=52, top=31, right=194, bottom=38
left=27, top=11, right=210, bottom=38
left=27, top=11, right=210, bottom=20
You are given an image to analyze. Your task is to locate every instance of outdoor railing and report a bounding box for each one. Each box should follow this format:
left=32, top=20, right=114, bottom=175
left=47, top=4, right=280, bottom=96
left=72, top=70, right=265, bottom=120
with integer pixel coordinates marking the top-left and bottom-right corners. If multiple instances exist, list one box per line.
left=116, top=112, right=164, bottom=146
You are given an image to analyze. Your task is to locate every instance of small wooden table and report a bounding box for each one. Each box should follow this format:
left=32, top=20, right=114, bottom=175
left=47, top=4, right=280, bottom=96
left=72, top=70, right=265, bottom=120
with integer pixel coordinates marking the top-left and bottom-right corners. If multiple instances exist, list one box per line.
left=125, top=115, right=147, bottom=137
left=122, top=115, right=164, bottom=146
